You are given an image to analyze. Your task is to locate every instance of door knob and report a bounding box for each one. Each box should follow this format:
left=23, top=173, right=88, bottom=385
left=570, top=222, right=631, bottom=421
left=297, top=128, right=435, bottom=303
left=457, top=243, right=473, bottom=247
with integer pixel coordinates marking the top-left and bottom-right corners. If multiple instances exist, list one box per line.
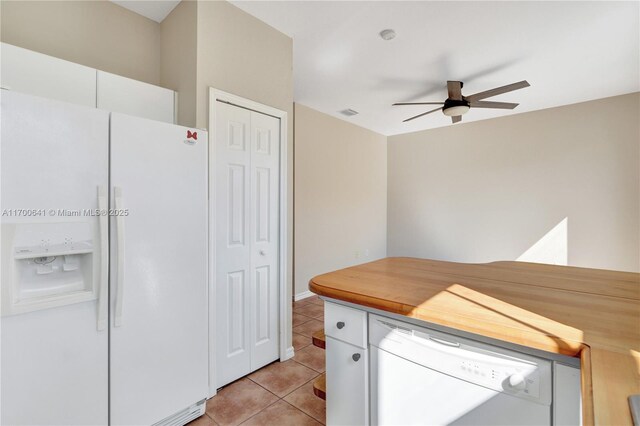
left=336, top=321, right=345, bottom=329
left=352, top=353, right=361, bottom=362
left=259, top=250, right=266, bottom=256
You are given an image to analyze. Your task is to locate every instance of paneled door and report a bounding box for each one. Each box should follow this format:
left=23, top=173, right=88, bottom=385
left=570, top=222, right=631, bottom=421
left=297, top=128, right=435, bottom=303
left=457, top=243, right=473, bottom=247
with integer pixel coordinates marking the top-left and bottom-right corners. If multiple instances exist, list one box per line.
left=215, top=101, right=280, bottom=387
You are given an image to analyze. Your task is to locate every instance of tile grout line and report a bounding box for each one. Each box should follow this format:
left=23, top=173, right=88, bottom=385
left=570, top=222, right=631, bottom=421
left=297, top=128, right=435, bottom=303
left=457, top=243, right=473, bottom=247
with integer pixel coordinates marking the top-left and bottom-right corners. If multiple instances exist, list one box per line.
left=236, top=398, right=282, bottom=426
left=237, top=382, right=322, bottom=426
left=247, top=359, right=319, bottom=399
left=282, top=377, right=327, bottom=425
left=293, top=315, right=315, bottom=327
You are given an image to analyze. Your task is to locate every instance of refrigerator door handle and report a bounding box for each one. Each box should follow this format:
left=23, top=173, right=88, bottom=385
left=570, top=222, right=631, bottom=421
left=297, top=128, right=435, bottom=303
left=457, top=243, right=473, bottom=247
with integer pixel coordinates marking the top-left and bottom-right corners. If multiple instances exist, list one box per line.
left=114, top=186, right=125, bottom=327
left=97, top=186, right=108, bottom=331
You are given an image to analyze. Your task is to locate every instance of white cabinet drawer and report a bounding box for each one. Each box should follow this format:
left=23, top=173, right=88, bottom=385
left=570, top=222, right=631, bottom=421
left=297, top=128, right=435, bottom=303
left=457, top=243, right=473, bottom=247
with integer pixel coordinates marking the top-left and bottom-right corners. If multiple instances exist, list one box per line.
left=324, top=301, right=367, bottom=349
left=326, top=337, right=368, bottom=426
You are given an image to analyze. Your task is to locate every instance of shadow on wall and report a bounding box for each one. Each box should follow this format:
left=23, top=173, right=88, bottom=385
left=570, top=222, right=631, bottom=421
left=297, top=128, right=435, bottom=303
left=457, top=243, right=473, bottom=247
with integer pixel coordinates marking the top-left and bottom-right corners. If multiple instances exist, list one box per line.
left=517, top=217, right=568, bottom=266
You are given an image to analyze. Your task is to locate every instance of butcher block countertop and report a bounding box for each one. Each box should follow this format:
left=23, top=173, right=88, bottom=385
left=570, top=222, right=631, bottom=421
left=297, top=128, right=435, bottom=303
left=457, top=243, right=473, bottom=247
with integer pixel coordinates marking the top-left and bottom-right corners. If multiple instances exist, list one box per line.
left=309, top=257, right=640, bottom=426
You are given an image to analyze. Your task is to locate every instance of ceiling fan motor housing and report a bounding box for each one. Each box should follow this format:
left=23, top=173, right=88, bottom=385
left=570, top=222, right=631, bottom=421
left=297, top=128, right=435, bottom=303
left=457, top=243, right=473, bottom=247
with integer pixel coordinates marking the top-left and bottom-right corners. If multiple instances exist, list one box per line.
left=443, top=98, right=470, bottom=116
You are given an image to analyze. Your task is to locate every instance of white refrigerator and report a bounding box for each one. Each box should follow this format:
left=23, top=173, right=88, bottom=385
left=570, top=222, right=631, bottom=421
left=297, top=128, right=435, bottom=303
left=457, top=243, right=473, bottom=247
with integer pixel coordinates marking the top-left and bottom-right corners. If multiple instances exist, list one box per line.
left=1, top=90, right=208, bottom=425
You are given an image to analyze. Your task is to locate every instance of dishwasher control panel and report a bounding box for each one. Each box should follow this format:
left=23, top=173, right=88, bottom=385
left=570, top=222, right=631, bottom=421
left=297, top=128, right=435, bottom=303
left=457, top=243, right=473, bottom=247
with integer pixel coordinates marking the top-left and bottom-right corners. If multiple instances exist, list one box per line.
left=369, top=315, right=552, bottom=405
left=459, top=355, right=541, bottom=398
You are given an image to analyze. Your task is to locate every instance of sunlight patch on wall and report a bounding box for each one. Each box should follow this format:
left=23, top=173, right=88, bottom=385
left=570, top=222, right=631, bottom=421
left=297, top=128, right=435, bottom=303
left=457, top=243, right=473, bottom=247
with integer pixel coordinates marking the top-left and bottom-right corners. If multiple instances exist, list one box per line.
left=517, top=218, right=568, bottom=266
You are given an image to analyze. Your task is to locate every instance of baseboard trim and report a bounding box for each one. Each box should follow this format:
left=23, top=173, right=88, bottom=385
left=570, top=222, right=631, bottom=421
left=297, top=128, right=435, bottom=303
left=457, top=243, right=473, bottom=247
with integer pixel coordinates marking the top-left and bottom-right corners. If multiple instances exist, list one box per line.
left=294, top=290, right=315, bottom=301
left=282, top=346, right=295, bottom=361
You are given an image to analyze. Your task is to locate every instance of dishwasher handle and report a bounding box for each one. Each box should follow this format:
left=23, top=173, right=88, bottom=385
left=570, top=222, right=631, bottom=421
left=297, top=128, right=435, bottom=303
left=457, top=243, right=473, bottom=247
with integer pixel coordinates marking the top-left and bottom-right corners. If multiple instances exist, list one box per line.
left=373, top=318, right=467, bottom=357
left=428, top=336, right=460, bottom=348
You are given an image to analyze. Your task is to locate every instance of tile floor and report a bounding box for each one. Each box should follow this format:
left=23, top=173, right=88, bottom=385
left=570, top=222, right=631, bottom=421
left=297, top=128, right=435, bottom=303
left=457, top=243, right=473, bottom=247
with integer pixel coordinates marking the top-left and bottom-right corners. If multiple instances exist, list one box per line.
left=189, top=295, right=325, bottom=426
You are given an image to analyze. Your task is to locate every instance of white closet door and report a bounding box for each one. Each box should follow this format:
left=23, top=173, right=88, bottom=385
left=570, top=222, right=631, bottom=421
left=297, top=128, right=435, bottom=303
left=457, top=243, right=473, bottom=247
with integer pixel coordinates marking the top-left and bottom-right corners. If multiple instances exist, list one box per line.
left=215, top=102, right=253, bottom=387
left=215, top=102, right=280, bottom=388
left=249, top=111, right=280, bottom=370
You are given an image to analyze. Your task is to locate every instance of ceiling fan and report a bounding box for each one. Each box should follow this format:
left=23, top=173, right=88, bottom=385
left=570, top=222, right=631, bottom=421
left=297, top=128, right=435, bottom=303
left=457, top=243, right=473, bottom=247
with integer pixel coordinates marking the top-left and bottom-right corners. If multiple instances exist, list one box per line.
left=393, top=80, right=530, bottom=124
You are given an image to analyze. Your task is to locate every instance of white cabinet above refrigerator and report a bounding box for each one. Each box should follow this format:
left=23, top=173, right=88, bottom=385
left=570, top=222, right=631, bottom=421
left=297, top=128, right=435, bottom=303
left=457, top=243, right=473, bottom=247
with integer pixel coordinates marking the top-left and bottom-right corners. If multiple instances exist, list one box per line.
left=97, top=71, right=176, bottom=124
left=0, top=42, right=176, bottom=124
left=0, top=42, right=97, bottom=107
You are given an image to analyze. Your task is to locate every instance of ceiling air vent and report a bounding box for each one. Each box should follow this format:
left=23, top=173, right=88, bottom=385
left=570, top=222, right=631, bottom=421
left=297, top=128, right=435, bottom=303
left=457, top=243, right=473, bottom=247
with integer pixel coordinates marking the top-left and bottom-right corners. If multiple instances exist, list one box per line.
left=340, top=109, right=359, bottom=117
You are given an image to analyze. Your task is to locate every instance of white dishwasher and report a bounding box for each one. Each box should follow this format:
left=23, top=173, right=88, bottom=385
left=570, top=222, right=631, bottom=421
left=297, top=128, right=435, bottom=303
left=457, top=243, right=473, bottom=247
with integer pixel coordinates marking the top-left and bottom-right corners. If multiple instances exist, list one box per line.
left=369, top=315, right=553, bottom=426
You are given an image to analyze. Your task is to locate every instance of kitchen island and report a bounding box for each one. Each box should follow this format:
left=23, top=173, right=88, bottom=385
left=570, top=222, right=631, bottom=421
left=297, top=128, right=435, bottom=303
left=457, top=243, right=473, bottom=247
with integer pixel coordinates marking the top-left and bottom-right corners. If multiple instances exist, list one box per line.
left=309, top=257, right=640, bottom=425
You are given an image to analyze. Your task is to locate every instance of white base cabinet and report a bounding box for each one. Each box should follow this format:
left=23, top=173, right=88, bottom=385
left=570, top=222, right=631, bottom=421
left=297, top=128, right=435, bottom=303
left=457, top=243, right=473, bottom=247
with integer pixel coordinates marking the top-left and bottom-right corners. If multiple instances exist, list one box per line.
left=325, top=301, right=369, bottom=426
left=326, top=337, right=369, bottom=426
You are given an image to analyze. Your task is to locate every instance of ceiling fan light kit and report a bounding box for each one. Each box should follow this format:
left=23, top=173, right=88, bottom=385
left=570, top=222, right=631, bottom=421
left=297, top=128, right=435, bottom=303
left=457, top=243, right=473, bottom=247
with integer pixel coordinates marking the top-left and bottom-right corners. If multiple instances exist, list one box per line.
left=394, top=80, right=530, bottom=124
left=442, top=99, right=470, bottom=117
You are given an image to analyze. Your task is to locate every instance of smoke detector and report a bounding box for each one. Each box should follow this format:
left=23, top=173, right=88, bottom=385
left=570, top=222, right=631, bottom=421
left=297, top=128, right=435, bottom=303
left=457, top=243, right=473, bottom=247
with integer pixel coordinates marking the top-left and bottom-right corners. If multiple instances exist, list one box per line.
left=379, top=29, right=396, bottom=41
left=340, top=109, right=359, bottom=117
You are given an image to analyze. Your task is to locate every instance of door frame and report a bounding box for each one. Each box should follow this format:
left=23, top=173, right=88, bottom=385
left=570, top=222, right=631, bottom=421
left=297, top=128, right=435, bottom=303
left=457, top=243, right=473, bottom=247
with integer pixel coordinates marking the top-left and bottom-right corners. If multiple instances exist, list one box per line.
left=208, top=88, right=291, bottom=397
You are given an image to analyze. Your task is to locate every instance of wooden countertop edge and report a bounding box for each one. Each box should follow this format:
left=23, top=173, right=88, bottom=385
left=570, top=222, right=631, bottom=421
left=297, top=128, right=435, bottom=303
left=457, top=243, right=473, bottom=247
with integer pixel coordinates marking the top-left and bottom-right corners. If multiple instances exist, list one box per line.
left=310, top=279, right=598, bottom=425
left=309, top=280, right=587, bottom=356
left=580, top=347, right=595, bottom=426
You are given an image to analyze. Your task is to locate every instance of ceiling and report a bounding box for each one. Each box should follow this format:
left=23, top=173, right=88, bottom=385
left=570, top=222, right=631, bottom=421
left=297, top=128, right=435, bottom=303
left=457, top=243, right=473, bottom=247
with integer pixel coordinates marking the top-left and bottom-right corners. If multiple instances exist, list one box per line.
left=110, top=0, right=180, bottom=23
left=231, top=1, right=639, bottom=136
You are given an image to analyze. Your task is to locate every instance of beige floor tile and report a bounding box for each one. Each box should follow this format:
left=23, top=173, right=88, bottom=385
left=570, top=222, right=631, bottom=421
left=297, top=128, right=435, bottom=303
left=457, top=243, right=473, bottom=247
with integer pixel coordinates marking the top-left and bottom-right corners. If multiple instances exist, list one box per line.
left=240, top=400, right=321, bottom=426
left=294, top=303, right=324, bottom=319
left=293, top=332, right=312, bottom=351
left=292, top=319, right=324, bottom=337
left=293, top=344, right=326, bottom=373
left=206, top=378, right=278, bottom=426
left=293, top=297, right=314, bottom=309
left=248, top=360, right=318, bottom=397
left=309, top=297, right=324, bottom=307
left=283, top=379, right=326, bottom=424
left=187, top=414, right=218, bottom=426
left=293, top=312, right=314, bottom=327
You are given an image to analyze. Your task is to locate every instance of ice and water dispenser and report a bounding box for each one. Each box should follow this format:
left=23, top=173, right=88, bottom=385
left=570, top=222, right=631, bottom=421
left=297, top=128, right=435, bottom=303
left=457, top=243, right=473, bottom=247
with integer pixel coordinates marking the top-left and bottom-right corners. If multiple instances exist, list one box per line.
left=1, top=221, right=97, bottom=315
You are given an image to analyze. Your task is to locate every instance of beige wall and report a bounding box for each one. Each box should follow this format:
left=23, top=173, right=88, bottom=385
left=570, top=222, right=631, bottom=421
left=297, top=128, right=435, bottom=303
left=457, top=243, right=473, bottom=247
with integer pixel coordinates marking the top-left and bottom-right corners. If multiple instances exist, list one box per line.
left=0, top=0, right=161, bottom=85
left=194, top=1, right=295, bottom=322
left=194, top=1, right=293, bottom=130
left=388, top=93, right=640, bottom=273
left=295, top=104, right=387, bottom=296
left=160, top=0, right=197, bottom=127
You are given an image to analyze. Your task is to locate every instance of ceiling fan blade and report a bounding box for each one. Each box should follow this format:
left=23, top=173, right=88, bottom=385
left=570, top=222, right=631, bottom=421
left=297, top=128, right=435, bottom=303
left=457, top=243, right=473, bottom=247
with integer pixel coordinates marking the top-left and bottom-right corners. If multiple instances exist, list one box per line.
left=466, top=80, right=530, bottom=102
left=403, top=107, right=442, bottom=122
left=469, top=101, right=519, bottom=109
left=447, top=81, right=463, bottom=101
left=392, top=102, right=444, bottom=106
left=452, top=115, right=462, bottom=124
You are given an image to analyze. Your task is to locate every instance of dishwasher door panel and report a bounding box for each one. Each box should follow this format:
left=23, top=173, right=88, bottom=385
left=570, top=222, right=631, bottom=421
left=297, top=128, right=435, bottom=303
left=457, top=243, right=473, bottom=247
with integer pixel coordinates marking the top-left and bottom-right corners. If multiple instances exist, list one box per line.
left=370, top=346, right=551, bottom=426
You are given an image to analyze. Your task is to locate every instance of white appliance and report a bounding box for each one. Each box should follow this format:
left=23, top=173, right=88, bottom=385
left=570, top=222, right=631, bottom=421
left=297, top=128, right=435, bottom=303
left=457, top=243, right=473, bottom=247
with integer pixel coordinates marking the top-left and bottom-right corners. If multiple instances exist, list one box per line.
left=1, top=90, right=208, bottom=425
left=369, top=315, right=553, bottom=426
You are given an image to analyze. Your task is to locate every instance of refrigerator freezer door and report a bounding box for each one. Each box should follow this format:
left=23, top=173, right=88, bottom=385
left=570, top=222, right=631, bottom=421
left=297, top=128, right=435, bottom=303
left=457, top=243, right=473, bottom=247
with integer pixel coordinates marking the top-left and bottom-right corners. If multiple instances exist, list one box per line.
left=0, top=91, right=109, bottom=425
left=109, top=113, right=208, bottom=425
